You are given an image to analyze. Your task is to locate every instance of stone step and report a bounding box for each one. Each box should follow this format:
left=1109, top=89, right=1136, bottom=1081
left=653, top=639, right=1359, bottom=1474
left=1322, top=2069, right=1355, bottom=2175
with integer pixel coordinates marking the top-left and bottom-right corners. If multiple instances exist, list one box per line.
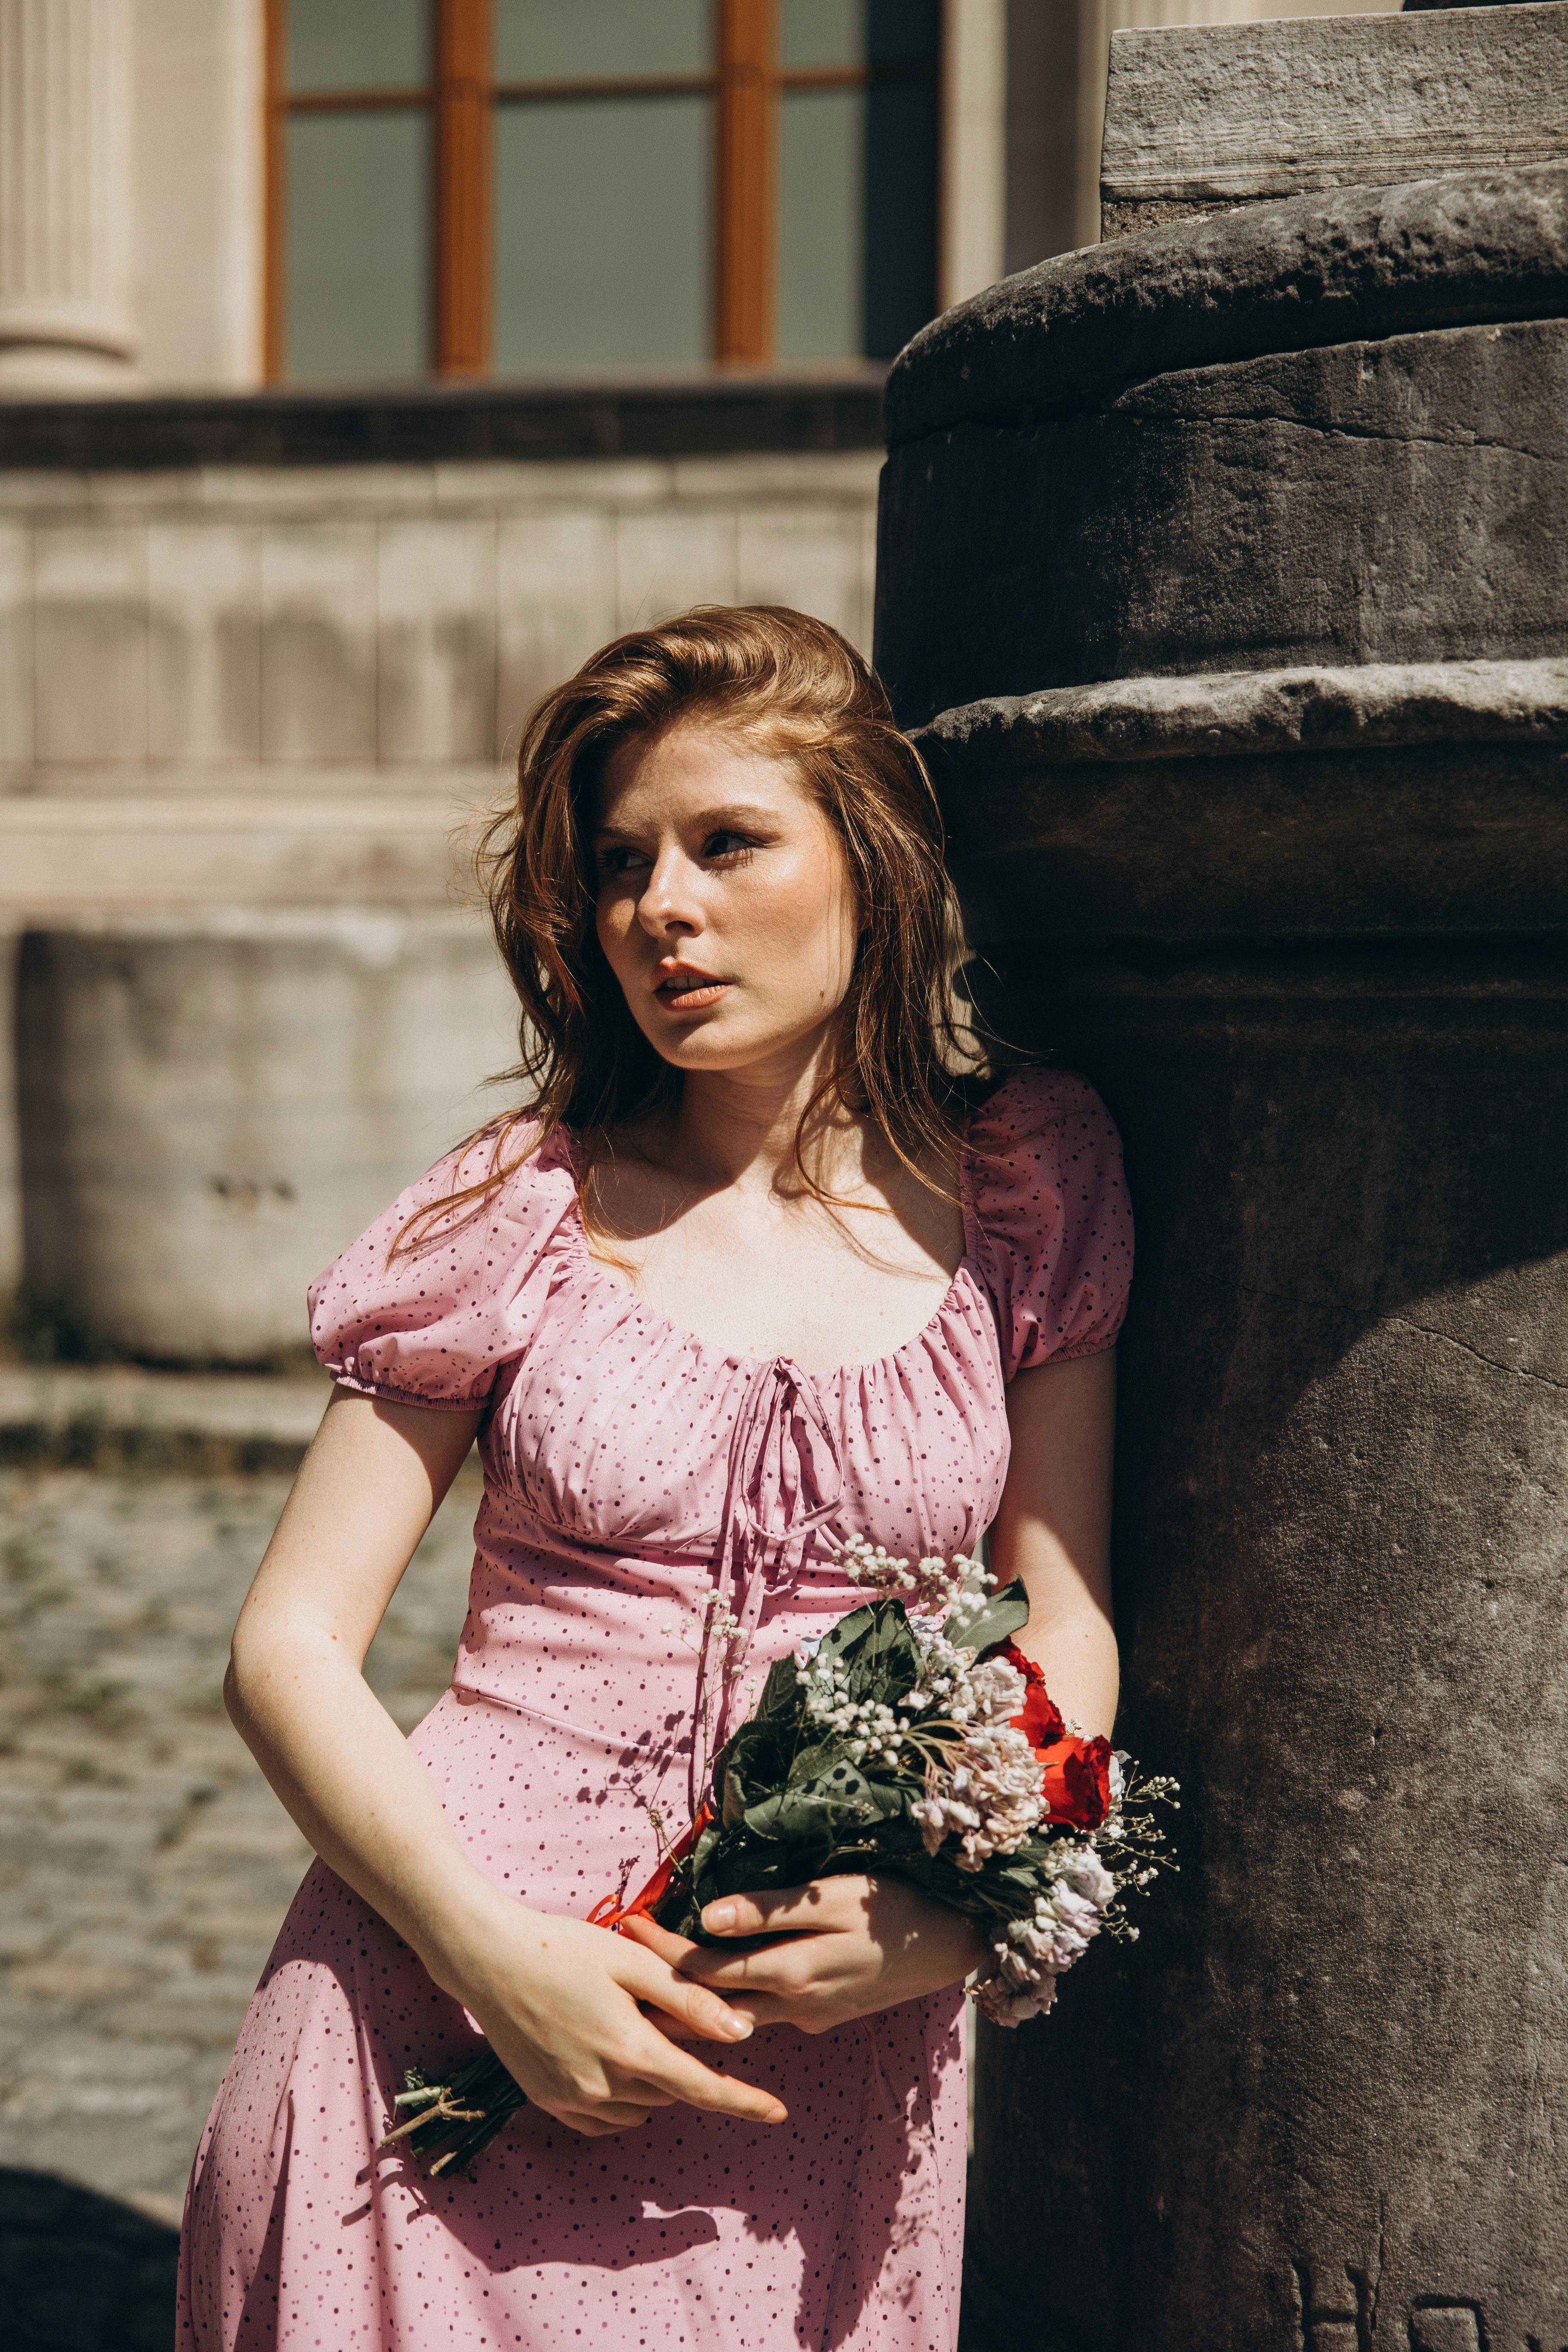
left=0, top=1364, right=331, bottom=1473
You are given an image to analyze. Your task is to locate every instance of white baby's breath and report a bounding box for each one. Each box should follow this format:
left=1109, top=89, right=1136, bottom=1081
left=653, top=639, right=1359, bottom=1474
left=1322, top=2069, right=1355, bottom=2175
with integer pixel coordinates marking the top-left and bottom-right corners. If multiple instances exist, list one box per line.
left=971, top=1845, right=1117, bottom=2024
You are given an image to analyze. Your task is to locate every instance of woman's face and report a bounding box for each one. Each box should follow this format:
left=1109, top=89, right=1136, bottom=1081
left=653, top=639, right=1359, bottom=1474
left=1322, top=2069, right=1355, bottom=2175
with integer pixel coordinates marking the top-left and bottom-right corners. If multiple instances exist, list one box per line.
left=593, top=721, right=861, bottom=1078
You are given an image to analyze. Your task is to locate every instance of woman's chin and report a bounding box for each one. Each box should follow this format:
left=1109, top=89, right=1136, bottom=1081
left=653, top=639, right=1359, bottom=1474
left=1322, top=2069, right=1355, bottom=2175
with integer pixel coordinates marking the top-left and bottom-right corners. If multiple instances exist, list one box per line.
left=640, top=1018, right=816, bottom=1076
left=646, top=1029, right=757, bottom=1071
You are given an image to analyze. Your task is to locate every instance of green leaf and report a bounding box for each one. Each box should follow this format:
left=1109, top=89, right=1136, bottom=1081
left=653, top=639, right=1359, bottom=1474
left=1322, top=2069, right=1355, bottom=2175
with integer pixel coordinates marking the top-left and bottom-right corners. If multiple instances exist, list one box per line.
left=721, top=1765, right=749, bottom=1830
left=743, top=1753, right=908, bottom=1846
left=695, top=1819, right=722, bottom=1864
left=952, top=1576, right=1030, bottom=1657
left=713, top=1706, right=806, bottom=1826
left=816, top=1601, right=879, bottom=1662
left=755, top=1653, right=802, bottom=1720
left=815, top=1597, right=921, bottom=1704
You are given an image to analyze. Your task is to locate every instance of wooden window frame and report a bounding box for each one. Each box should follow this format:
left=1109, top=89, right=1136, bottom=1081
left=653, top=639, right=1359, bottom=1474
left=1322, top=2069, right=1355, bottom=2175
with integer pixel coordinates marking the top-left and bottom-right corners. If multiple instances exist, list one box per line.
left=717, top=0, right=775, bottom=364
left=437, top=0, right=492, bottom=374
left=263, top=0, right=940, bottom=383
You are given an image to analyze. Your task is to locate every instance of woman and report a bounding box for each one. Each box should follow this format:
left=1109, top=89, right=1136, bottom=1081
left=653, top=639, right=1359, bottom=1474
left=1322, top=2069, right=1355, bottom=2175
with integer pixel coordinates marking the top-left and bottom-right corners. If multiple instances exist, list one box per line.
left=178, top=606, right=1131, bottom=2351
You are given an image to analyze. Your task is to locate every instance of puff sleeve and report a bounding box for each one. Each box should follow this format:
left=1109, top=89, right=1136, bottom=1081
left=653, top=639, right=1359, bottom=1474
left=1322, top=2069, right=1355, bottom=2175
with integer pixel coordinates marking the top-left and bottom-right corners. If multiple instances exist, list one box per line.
left=965, top=1066, right=1133, bottom=1381
left=306, top=1127, right=578, bottom=1411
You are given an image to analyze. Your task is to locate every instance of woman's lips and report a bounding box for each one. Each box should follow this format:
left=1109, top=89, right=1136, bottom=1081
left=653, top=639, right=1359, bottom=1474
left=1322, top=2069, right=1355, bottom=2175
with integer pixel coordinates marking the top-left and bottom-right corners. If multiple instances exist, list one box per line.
left=654, top=969, right=732, bottom=1012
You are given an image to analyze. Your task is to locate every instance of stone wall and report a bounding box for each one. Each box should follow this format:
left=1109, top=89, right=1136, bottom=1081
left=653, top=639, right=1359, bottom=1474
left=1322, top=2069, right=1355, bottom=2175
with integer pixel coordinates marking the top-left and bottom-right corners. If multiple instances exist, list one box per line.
left=0, top=443, right=880, bottom=914
left=0, top=411, right=880, bottom=1357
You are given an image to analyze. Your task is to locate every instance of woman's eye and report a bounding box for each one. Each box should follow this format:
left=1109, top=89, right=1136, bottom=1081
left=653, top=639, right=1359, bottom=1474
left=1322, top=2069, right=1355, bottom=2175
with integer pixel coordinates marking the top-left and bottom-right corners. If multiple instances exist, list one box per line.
left=597, top=845, right=644, bottom=874
left=704, top=830, right=754, bottom=861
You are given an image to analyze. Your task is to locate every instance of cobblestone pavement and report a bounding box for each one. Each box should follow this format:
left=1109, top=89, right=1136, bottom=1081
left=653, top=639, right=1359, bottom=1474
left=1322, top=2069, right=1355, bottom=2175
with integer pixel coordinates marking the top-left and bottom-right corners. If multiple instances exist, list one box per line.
left=0, top=1460, right=476, bottom=2348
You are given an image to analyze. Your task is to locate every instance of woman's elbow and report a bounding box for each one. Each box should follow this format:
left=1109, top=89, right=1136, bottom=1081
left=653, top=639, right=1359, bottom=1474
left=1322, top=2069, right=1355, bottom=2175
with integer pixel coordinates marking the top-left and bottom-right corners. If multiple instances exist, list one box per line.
left=224, top=1608, right=361, bottom=1739
left=224, top=1614, right=287, bottom=1735
left=223, top=1648, right=256, bottom=1738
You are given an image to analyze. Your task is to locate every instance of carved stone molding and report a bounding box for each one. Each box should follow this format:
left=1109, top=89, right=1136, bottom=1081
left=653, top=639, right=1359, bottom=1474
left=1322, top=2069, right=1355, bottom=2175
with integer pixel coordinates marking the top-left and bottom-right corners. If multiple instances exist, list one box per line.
left=917, top=656, right=1568, bottom=769
left=883, top=162, right=1568, bottom=451
left=876, top=171, right=1568, bottom=724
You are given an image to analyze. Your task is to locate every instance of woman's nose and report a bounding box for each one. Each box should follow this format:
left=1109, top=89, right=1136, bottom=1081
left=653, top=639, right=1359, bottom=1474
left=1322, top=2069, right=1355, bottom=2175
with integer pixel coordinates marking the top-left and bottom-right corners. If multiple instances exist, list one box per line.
left=637, top=849, right=702, bottom=935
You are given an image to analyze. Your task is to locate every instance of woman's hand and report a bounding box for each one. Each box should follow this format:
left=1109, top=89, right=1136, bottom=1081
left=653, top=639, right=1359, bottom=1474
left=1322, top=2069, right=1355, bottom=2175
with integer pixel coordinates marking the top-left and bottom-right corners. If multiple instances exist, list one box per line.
left=441, top=1899, right=789, bottom=2138
left=621, top=1874, right=986, bottom=2035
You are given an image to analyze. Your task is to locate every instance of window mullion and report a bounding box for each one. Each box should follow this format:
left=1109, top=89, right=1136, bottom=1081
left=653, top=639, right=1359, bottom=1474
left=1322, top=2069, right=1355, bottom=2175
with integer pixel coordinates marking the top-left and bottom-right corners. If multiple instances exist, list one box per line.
left=716, top=0, right=776, bottom=365
left=435, top=0, right=493, bottom=375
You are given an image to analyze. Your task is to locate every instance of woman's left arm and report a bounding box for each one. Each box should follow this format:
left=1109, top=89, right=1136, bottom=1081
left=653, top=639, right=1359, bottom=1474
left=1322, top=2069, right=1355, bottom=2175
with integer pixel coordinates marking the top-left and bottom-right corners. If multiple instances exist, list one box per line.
left=986, top=1346, right=1118, bottom=1736
left=624, top=1349, right=1119, bottom=2032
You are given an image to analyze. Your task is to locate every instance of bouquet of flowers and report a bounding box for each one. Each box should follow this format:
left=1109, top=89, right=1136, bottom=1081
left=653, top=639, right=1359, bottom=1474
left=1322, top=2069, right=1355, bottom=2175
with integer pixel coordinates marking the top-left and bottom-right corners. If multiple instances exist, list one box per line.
left=383, top=1539, right=1176, bottom=2177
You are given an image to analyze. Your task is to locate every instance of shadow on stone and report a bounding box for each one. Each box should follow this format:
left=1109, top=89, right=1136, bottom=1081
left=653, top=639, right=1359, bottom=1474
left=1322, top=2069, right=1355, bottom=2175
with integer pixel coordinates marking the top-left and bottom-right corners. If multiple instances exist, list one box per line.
left=0, top=2169, right=177, bottom=2352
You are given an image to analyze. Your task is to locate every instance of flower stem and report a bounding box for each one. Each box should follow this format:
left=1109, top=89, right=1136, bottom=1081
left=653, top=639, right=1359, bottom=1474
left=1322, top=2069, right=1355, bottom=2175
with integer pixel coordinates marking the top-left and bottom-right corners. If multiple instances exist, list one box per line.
left=378, top=2056, right=527, bottom=2179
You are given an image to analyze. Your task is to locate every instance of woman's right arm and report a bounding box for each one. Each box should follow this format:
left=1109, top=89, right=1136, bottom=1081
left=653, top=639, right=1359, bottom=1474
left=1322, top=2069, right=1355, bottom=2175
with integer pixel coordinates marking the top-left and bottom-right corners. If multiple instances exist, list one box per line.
left=225, top=1386, right=785, bottom=2138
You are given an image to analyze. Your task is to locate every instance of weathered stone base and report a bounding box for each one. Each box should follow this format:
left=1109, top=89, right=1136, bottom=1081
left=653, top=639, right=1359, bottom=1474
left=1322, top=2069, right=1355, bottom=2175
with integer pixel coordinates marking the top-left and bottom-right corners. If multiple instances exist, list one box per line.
left=16, top=912, right=519, bottom=1363
left=885, top=24, right=1568, bottom=2345
left=913, top=665, right=1568, bottom=2345
left=961, top=942, right=1568, bottom=2352
left=881, top=314, right=1568, bottom=721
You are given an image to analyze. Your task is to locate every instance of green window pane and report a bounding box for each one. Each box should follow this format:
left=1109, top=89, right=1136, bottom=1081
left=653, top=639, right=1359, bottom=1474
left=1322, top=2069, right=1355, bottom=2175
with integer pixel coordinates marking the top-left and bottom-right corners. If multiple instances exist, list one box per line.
left=780, top=0, right=860, bottom=69
left=780, top=0, right=938, bottom=70
left=777, top=78, right=937, bottom=361
left=777, top=89, right=860, bottom=358
left=285, top=0, right=428, bottom=92
left=495, top=0, right=710, bottom=81
left=285, top=111, right=430, bottom=380
left=494, top=95, right=713, bottom=370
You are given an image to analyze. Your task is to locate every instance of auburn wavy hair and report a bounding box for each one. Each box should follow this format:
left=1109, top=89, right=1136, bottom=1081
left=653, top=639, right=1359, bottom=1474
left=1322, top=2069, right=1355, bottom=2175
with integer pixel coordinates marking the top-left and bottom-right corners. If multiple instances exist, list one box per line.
left=401, top=604, right=988, bottom=1252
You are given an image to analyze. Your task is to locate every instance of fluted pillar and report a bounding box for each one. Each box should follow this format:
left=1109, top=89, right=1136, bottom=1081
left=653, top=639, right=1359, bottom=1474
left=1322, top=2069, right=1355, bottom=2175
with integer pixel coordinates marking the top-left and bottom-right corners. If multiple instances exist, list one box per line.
left=0, top=0, right=137, bottom=394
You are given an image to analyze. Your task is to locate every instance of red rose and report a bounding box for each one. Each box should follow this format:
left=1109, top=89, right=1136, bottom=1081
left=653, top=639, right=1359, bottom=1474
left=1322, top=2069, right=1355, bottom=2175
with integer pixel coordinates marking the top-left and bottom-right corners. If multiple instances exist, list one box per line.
left=1002, top=1641, right=1066, bottom=1754
left=1038, top=1734, right=1113, bottom=1831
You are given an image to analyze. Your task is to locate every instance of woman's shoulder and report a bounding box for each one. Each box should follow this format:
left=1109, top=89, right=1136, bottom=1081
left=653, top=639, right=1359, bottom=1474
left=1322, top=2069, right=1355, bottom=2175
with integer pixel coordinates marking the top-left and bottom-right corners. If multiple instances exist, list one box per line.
left=961, top=1062, right=1116, bottom=1156
left=959, top=1063, right=1132, bottom=1378
left=306, top=1114, right=580, bottom=1411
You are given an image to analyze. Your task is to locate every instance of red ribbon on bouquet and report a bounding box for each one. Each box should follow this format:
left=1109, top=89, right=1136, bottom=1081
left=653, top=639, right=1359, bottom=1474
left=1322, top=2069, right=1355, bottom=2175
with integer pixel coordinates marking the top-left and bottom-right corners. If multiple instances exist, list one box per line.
left=586, top=1801, right=716, bottom=1932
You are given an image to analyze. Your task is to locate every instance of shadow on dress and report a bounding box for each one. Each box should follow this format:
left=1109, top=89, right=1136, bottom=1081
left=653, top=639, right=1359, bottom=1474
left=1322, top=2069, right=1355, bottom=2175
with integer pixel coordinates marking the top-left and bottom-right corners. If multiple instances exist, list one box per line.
left=0, top=2167, right=178, bottom=2352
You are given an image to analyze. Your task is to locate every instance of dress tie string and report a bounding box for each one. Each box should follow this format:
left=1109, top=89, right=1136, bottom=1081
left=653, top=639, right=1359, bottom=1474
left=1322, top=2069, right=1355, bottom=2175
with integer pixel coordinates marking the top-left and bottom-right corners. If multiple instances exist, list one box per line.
left=688, top=1357, right=844, bottom=1816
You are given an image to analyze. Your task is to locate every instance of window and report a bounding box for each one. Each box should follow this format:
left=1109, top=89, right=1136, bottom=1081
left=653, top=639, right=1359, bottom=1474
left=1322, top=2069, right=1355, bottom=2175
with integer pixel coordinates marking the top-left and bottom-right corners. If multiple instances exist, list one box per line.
left=264, top=0, right=941, bottom=383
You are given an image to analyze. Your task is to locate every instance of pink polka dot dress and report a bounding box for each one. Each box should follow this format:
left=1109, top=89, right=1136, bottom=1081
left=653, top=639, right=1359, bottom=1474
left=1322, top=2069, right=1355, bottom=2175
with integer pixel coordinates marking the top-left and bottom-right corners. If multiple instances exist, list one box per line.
left=177, top=1066, right=1131, bottom=2352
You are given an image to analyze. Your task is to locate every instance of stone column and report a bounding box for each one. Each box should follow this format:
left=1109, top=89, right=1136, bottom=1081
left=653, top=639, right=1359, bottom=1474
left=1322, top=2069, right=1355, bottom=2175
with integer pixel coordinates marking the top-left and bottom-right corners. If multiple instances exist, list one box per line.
left=876, top=165, right=1568, bottom=2349
left=940, top=0, right=1007, bottom=309
left=0, top=0, right=137, bottom=395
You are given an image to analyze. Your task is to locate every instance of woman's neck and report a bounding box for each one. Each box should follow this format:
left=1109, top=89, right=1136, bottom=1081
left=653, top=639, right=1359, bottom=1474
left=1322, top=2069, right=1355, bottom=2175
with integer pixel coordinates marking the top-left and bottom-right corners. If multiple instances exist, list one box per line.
left=646, top=1041, right=868, bottom=1201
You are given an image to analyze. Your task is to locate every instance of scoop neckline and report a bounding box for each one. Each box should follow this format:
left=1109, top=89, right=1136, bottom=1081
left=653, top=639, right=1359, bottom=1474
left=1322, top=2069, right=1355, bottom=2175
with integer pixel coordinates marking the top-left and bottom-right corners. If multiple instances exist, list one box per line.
left=551, top=1122, right=981, bottom=1383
